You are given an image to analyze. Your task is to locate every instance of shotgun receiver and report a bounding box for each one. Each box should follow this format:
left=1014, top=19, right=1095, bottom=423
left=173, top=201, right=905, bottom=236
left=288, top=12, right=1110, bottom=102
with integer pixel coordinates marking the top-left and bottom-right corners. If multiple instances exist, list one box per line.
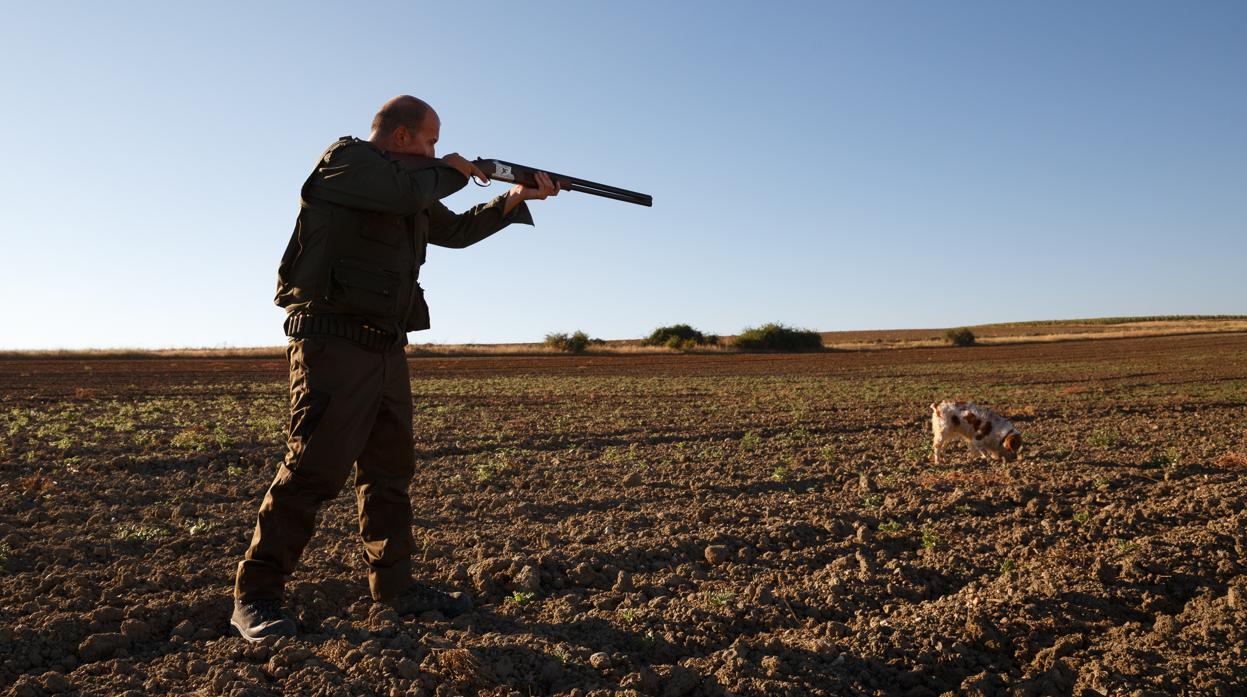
left=393, top=154, right=652, bottom=207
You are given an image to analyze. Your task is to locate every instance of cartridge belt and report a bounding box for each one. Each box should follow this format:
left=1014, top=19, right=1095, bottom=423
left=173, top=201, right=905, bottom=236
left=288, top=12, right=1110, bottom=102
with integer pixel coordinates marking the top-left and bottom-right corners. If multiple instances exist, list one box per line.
left=284, top=313, right=402, bottom=352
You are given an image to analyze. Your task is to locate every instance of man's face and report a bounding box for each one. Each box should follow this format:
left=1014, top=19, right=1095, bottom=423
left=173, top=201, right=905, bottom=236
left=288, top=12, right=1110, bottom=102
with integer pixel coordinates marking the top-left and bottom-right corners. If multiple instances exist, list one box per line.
left=393, top=110, right=440, bottom=158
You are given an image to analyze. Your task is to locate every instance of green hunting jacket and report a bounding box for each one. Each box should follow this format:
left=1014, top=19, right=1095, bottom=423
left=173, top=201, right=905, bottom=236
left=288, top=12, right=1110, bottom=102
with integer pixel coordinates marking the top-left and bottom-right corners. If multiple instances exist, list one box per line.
left=275, top=137, right=533, bottom=334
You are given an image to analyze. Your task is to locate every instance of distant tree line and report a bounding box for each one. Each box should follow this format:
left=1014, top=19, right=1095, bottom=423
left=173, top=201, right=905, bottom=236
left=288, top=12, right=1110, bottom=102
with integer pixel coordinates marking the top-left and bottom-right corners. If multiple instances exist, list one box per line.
left=542, top=323, right=995, bottom=353
left=544, top=323, right=826, bottom=353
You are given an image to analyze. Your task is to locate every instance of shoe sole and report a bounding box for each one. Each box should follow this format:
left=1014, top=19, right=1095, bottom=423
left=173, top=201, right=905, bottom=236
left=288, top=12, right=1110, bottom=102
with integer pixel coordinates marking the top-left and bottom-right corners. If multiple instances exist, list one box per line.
left=230, top=618, right=263, bottom=643
left=230, top=618, right=296, bottom=643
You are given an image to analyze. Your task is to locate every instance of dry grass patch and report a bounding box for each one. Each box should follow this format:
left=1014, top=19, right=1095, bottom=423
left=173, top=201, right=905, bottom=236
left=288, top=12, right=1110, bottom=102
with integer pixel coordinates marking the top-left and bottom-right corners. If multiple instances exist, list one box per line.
left=422, top=648, right=488, bottom=688
left=1213, top=451, right=1247, bottom=468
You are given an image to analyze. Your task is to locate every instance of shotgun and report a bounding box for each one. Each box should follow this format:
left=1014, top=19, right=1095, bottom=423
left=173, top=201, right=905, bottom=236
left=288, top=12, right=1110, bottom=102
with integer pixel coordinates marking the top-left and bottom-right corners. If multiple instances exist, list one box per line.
left=395, top=154, right=652, bottom=207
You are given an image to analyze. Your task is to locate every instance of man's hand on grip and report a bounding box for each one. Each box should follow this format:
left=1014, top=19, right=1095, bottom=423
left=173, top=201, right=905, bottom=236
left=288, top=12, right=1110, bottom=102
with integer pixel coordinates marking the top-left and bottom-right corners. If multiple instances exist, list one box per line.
left=441, top=153, right=489, bottom=183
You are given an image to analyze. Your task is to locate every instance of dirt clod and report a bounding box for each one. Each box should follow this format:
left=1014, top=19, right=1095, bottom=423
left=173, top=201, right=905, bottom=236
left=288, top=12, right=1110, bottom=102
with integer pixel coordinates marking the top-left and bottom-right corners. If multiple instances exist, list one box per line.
left=1227, top=584, right=1245, bottom=610
left=704, top=545, right=730, bottom=565
left=1092, top=556, right=1117, bottom=584
left=658, top=664, right=698, bottom=697
left=119, top=619, right=149, bottom=642
left=512, top=565, right=541, bottom=593
left=77, top=632, right=126, bottom=662
left=588, top=652, right=611, bottom=670
left=187, top=659, right=209, bottom=676
left=605, top=572, right=630, bottom=594
left=39, top=671, right=71, bottom=693
left=859, top=472, right=877, bottom=493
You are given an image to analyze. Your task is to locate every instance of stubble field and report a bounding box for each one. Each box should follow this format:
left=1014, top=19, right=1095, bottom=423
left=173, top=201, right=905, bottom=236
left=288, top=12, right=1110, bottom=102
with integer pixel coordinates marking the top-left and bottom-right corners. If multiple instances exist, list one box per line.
left=2, top=332, right=1246, bottom=696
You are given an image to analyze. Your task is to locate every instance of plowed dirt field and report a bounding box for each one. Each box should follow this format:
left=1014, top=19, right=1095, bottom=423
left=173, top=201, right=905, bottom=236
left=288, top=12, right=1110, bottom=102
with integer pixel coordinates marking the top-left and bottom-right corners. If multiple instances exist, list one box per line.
left=2, top=333, right=1246, bottom=696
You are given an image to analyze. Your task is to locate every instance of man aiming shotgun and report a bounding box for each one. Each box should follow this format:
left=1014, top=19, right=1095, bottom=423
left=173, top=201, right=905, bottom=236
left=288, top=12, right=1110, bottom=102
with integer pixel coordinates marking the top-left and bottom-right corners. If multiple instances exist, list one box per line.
left=231, top=95, right=582, bottom=641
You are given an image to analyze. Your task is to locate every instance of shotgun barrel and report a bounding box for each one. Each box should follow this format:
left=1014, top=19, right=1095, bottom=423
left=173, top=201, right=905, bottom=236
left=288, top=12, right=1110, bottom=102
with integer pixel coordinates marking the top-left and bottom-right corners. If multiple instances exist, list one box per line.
left=473, top=159, right=652, bottom=207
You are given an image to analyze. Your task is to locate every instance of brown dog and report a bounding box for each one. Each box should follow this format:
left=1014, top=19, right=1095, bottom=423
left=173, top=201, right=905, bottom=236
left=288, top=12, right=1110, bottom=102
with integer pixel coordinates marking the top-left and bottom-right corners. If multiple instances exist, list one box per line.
left=930, top=400, right=1022, bottom=465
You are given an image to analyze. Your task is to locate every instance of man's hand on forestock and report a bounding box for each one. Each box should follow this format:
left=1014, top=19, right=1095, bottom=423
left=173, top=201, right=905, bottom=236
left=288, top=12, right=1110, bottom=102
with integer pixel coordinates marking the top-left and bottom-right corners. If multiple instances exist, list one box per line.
left=503, top=170, right=561, bottom=216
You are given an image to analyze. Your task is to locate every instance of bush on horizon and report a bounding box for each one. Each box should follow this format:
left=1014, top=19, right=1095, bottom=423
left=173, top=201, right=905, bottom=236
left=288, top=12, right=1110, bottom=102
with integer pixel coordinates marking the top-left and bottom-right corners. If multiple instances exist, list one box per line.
left=642, top=324, right=719, bottom=351
left=945, top=328, right=977, bottom=346
left=545, top=331, right=592, bottom=354
left=733, top=323, right=824, bottom=352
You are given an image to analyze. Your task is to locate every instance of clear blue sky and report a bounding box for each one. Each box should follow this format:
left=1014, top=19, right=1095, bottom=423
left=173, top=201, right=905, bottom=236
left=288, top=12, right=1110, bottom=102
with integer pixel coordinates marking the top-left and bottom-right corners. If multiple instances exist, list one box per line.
left=2, top=2, right=1244, bottom=349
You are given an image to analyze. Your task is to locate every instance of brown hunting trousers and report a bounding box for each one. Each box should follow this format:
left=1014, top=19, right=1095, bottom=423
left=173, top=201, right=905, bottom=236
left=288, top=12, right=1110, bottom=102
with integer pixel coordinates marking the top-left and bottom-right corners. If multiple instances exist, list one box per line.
left=234, top=335, right=415, bottom=603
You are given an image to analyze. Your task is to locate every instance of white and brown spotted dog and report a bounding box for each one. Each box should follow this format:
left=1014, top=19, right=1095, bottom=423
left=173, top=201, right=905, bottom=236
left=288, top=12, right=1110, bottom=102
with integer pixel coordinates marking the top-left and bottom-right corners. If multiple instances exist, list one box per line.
left=929, top=400, right=1022, bottom=465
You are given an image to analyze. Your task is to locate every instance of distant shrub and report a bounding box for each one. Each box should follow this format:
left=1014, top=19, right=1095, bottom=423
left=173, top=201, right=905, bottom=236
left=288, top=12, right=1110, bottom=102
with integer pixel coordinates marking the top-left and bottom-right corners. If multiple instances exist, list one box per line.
left=944, top=328, right=977, bottom=347
left=643, top=324, right=718, bottom=351
left=545, top=331, right=591, bottom=354
left=733, top=323, right=823, bottom=352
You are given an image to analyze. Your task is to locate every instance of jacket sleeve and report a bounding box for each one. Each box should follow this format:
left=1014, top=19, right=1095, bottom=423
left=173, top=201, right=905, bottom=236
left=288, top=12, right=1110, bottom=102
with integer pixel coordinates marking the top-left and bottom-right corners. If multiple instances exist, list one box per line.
left=426, top=194, right=534, bottom=249
left=302, top=142, right=469, bottom=215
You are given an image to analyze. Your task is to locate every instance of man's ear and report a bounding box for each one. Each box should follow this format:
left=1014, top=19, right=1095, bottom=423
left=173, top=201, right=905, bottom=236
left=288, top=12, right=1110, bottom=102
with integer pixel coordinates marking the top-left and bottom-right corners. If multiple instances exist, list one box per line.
left=392, top=126, right=406, bottom=146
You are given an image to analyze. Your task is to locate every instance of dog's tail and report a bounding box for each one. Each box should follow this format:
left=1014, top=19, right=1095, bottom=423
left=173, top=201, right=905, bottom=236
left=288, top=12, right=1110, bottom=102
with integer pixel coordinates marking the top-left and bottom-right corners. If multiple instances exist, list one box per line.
left=929, top=402, right=939, bottom=413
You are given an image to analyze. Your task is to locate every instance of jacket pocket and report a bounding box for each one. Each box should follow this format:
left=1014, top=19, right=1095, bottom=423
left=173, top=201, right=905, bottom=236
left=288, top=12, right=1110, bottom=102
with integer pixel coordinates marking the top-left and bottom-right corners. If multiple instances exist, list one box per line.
left=358, top=211, right=404, bottom=247
left=404, top=283, right=431, bottom=332
left=329, top=258, right=397, bottom=315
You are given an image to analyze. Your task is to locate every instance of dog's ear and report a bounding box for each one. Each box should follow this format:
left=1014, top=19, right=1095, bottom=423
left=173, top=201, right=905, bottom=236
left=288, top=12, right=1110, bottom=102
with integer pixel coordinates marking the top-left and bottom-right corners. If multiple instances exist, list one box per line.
left=1003, top=433, right=1022, bottom=453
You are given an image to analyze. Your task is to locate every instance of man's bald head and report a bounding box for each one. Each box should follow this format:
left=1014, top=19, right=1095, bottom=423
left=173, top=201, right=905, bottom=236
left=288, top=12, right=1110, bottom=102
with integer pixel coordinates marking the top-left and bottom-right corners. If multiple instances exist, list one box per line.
left=369, top=95, right=440, bottom=157
left=370, top=95, right=436, bottom=141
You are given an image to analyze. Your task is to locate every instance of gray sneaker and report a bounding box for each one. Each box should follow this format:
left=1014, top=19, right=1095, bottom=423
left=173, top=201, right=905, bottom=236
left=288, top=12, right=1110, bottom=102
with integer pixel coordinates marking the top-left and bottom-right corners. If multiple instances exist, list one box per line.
left=385, top=582, right=473, bottom=618
left=231, top=599, right=297, bottom=642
